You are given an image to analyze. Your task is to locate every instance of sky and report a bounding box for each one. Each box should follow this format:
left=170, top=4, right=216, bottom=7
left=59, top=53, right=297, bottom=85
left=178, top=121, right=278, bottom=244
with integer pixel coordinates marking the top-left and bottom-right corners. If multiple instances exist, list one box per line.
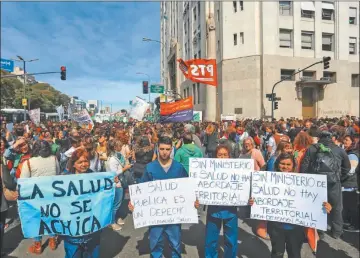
left=1, top=2, right=161, bottom=112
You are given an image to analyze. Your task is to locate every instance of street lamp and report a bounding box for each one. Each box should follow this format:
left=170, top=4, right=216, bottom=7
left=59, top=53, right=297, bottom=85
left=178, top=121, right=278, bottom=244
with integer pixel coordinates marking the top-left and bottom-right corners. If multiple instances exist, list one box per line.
left=136, top=72, right=151, bottom=103
left=12, top=56, right=39, bottom=121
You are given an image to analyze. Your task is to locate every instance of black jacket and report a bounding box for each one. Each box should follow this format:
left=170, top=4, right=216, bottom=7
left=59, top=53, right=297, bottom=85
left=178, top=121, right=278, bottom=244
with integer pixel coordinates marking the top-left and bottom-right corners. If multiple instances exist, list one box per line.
left=204, top=132, right=218, bottom=153
left=343, top=148, right=359, bottom=188
left=299, top=138, right=351, bottom=183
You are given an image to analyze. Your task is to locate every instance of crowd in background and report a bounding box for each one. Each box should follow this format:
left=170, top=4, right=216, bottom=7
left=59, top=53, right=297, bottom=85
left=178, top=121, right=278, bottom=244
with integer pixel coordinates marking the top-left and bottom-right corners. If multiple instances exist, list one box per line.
left=0, top=115, right=359, bottom=258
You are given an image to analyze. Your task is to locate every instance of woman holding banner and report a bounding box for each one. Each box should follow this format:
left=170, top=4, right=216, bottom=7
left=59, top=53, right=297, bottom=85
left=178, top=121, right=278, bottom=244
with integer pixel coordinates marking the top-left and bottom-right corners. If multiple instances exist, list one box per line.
left=204, top=144, right=238, bottom=258
left=62, top=148, right=103, bottom=258
left=249, top=153, right=333, bottom=258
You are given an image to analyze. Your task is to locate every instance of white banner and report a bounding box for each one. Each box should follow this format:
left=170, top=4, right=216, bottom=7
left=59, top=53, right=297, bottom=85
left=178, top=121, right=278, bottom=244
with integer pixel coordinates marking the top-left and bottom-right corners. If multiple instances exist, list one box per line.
left=128, top=96, right=149, bottom=121
left=56, top=105, right=64, bottom=121
left=29, top=108, right=40, bottom=125
left=189, top=158, right=253, bottom=206
left=129, top=178, right=198, bottom=229
left=250, top=171, right=328, bottom=231
left=72, top=109, right=94, bottom=127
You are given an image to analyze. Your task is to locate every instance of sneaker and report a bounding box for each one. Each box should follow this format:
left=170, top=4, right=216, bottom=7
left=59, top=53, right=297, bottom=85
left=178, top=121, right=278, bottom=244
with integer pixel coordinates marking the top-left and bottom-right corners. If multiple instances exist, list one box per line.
left=28, top=241, right=42, bottom=255
left=344, top=225, right=360, bottom=233
left=48, top=237, right=58, bottom=251
left=111, top=223, right=122, bottom=231
left=117, top=218, right=125, bottom=225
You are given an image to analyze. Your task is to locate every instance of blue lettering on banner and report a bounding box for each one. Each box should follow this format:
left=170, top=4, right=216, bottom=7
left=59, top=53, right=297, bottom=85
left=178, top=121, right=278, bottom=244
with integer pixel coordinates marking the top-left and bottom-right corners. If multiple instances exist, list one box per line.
left=17, top=172, right=116, bottom=238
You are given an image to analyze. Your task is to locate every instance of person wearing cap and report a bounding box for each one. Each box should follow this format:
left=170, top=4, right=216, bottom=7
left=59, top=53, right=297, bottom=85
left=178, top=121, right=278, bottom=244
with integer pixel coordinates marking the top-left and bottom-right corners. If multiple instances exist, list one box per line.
left=300, top=130, right=351, bottom=239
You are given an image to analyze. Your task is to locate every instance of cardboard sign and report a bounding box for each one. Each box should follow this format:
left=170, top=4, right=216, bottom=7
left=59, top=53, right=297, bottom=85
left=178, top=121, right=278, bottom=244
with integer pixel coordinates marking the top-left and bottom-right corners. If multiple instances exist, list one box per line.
left=250, top=171, right=328, bottom=231
left=189, top=158, right=253, bottom=206
left=129, top=178, right=198, bottom=228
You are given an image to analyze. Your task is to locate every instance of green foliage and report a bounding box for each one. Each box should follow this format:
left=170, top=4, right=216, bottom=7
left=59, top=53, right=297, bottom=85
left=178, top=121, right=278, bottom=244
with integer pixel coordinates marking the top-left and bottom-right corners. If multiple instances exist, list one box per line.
left=1, top=69, right=70, bottom=112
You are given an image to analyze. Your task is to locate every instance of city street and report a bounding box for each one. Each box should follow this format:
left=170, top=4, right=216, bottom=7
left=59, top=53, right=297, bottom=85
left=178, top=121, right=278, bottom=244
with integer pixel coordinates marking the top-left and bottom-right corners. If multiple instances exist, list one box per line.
left=3, top=201, right=359, bottom=258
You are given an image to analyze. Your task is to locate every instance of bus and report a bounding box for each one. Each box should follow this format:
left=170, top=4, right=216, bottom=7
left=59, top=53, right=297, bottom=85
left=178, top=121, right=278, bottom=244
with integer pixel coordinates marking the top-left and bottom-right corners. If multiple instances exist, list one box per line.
left=0, top=108, right=30, bottom=123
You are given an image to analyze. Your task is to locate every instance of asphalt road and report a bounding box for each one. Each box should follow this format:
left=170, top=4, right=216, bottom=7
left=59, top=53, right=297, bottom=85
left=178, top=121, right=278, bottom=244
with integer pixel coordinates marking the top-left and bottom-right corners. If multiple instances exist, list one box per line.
left=3, top=202, right=359, bottom=258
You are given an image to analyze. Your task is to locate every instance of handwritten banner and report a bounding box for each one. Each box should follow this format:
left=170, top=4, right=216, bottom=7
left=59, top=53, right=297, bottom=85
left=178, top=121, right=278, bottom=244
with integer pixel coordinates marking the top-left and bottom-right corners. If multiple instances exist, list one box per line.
left=250, top=171, right=328, bottom=231
left=72, top=109, right=94, bottom=127
left=129, top=178, right=198, bottom=229
left=29, top=108, right=40, bottom=125
left=17, top=172, right=115, bottom=238
left=189, top=158, right=253, bottom=206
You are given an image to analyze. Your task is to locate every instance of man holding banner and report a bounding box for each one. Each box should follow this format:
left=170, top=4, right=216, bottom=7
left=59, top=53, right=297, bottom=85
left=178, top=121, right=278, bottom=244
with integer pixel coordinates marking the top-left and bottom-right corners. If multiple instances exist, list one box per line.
left=129, top=136, right=199, bottom=258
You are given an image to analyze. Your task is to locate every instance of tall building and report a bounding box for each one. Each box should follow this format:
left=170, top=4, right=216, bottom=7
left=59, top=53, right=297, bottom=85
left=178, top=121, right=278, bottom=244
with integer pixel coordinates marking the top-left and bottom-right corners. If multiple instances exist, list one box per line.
left=160, top=1, right=359, bottom=119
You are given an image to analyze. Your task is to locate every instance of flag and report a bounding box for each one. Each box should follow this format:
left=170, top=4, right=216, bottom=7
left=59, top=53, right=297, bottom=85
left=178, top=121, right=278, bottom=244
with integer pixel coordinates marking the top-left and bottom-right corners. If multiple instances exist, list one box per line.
left=177, top=58, right=218, bottom=87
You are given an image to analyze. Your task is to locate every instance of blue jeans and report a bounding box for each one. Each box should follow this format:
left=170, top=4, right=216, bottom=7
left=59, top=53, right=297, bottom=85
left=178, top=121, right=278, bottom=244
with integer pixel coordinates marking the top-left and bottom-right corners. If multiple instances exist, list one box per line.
left=112, top=187, right=124, bottom=223
left=205, top=215, right=238, bottom=258
left=63, top=234, right=100, bottom=258
left=149, top=224, right=181, bottom=258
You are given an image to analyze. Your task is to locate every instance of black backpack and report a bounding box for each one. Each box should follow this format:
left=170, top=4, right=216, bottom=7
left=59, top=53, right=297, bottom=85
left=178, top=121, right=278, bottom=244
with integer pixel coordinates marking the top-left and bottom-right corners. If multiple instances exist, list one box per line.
left=312, top=143, right=341, bottom=184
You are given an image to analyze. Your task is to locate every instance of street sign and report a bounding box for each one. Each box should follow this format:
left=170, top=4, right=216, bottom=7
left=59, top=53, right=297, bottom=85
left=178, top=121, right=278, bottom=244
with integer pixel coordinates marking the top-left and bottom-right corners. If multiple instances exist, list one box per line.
left=1, top=58, right=14, bottom=72
left=150, top=84, right=164, bottom=94
left=22, top=98, right=27, bottom=106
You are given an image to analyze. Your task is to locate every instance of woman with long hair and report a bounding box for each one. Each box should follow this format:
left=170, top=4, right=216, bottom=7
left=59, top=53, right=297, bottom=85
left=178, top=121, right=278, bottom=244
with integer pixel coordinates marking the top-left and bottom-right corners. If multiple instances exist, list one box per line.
left=21, top=140, right=60, bottom=254
left=205, top=144, right=238, bottom=257
left=105, top=139, right=132, bottom=230
left=293, top=131, right=313, bottom=172
left=62, top=149, right=103, bottom=258
left=342, top=134, right=359, bottom=232
left=249, top=153, right=332, bottom=258
left=132, top=135, right=155, bottom=181
left=204, top=124, right=218, bottom=158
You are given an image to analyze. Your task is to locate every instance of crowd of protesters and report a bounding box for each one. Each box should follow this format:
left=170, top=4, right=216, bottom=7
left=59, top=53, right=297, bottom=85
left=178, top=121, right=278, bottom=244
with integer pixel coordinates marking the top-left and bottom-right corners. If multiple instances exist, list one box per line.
left=0, top=115, right=359, bottom=258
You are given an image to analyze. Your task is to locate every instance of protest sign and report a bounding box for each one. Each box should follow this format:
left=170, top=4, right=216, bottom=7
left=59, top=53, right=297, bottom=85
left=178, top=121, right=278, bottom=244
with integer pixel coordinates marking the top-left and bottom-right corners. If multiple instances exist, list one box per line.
left=128, top=96, right=149, bottom=121
left=29, top=108, right=41, bottom=125
left=189, top=158, right=253, bottom=206
left=17, top=172, right=115, bottom=238
left=129, top=178, right=198, bottom=229
left=250, top=171, right=328, bottom=231
left=72, top=109, right=94, bottom=127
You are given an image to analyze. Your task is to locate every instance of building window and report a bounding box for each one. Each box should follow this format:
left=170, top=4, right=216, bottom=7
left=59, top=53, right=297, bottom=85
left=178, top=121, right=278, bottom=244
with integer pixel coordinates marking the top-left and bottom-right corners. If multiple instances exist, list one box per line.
left=301, top=1, right=315, bottom=18
left=192, top=84, right=196, bottom=104
left=322, top=2, right=334, bottom=21
left=194, top=54, right=197, bottom=59
left=198, top=2, right=200, bottom=18
left=186, top=88, right=190, bottom=98
left=234, top=108, right=243, bottom=114
left=185, top=42, right=188, bottom=58
left=233, top=1, right=237, bottom=12
left=302, top=71, right=316, bottom=80
left=217, top=9, right=220, bottom=21
left=322, top=33, right=334, bottom=51
left=193, top=6, right=197, bottom=21
left=217, top=40, right=220, bottom=52
left=239, top=1, right=244, bottom=11
left=183, top=89, right=186, bottom=98
left=279, top=29, right=292, bottom=48
left=301, top=31, right=314, bottom=50
left=349, top=7, right=357, bottom=24
left=301, top=10, right=314, bottom=19
left=234, top=33, right=237, bottom=46
left=198, top=50, right=201, bottom=58
left=196, top=83, right=200, bottom=103
left=184, top=21, right=187, bottom=35
left=240, top=32, right=244, bottom=44
left=323, top=71, right=336, bottom=82
left=351, top=74, right=360, bottom=87
left=281, top=69, right=295, bottom=80
left=349, top=37, right=357, bottom=55
left=279, top=1, right=292, bottom=16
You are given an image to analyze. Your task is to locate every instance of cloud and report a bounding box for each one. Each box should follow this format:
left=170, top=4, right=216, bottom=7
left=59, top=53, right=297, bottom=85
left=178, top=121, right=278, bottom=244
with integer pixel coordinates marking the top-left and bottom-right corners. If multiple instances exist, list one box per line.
left=1, top=2, right=161, bottom=111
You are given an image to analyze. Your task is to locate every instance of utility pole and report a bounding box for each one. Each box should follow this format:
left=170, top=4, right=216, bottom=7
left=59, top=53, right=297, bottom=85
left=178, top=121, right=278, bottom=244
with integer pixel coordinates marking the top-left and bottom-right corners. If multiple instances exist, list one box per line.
left=206, top=2, right=218, bottom=121
left=12, top=56, right=39, bottom=121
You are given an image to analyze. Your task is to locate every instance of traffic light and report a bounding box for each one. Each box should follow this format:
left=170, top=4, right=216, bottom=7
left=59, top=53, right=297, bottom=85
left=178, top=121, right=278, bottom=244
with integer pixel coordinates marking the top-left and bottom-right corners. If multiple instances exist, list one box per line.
left=61, top=66, right=66, bottom=80
left=323, top=56, right=331, bottom=70
left=274, top=101, right=279, bottom=110
left=142, top=81, right=149, bottom=94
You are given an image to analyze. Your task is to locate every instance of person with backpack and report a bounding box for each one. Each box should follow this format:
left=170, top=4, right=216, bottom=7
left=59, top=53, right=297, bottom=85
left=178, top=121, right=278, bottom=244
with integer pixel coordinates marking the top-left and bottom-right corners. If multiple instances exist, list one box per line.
left=300, top=130, right=351, bottom=239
